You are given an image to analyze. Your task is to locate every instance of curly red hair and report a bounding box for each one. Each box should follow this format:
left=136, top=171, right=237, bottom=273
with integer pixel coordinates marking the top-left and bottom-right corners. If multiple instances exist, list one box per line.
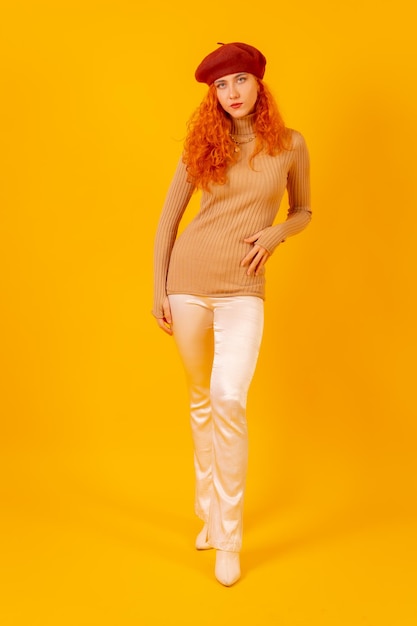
left=183, top=80, right=291, bottom=191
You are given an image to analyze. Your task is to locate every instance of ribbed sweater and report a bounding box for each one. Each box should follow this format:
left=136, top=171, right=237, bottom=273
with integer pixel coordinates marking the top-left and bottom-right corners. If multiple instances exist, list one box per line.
left=153, top=114, right=311, bottom=318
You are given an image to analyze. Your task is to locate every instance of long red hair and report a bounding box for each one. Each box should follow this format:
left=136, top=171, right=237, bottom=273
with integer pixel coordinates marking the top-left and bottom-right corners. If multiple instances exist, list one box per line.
left=183, top=80, right=291, bottom=191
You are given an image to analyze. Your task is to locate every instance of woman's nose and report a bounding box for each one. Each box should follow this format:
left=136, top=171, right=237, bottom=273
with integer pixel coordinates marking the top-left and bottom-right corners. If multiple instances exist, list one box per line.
left=229, top=85, right=239, bottom=99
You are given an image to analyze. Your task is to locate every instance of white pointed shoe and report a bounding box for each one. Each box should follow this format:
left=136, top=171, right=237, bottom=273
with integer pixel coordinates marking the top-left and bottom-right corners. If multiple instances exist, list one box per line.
left=195, top=523, right=212, bottom=550
left=215, top=550, right=241, bottom=586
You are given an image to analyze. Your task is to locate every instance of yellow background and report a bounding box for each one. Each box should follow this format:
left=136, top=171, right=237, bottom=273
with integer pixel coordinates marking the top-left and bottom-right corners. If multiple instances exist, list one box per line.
left=1, top=1, right=416, bottom=624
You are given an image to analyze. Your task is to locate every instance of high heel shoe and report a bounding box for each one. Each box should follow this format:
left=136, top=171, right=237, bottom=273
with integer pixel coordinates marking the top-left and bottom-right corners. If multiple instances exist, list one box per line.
left=215, top=550, right=241, bottom=586
left=195, top=523, right=212, bottom=550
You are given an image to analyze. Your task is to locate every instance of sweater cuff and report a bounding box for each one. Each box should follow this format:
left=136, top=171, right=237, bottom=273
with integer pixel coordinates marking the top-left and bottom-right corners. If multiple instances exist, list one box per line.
left=255, top=208, right=312, bottom=253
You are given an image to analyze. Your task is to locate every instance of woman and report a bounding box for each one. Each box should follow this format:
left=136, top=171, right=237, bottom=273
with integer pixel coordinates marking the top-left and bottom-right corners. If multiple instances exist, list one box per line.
left=152, top=42, right=311, bottom=586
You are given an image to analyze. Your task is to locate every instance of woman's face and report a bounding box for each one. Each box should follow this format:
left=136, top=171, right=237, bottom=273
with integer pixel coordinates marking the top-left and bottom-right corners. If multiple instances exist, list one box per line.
left=214, top=72, right=259, bottom=118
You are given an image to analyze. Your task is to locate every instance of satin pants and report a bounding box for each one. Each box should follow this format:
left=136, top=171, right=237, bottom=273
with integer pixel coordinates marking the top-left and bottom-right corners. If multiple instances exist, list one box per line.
left=169, top=294, right=264, bottom=552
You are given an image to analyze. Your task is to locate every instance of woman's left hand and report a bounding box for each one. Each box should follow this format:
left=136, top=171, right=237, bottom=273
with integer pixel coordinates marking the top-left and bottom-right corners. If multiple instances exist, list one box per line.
left=241, top=231, right=270, bottom=276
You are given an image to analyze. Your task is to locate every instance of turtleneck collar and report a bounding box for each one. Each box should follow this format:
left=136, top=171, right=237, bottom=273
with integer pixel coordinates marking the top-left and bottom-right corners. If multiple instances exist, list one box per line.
left=230, top=113, right=256, bottom=136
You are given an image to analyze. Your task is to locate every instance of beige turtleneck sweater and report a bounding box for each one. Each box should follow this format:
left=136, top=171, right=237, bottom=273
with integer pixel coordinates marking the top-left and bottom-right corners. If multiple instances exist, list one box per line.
left=153, top=115, right=311, bottom=319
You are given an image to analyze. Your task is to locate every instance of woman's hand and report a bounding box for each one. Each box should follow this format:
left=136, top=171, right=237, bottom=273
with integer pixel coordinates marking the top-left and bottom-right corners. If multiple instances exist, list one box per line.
left=241, top=231, right=270, bottom=276
left=155, top=297, right=173, bottom=335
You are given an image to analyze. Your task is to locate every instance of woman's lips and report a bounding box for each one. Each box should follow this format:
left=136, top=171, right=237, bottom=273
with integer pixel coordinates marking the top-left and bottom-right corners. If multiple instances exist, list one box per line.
left=230, top=103, right=242, bottom=109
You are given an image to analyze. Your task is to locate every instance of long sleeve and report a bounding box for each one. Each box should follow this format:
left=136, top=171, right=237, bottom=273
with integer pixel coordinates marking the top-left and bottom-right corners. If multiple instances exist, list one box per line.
left=255, top=131, right=311, bottom=253
left=152, top=157, right=195, bottom=318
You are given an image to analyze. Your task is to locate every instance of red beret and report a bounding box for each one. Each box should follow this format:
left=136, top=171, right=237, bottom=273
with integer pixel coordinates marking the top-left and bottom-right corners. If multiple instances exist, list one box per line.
left=195, top=42, right=267, bottom=85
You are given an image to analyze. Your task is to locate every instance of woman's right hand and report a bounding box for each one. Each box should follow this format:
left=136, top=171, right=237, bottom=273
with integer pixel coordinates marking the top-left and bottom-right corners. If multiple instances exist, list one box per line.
left=155, top=297, right=173, bottom=335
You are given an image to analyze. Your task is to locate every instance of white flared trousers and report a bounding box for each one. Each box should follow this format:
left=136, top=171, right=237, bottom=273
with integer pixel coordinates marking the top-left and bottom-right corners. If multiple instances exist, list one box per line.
left=169, top=294, right=264, bottom=552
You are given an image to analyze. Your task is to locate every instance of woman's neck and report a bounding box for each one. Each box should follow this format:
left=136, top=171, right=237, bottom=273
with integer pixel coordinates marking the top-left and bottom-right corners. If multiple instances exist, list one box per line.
left=230, top=113, right=256, bottom=136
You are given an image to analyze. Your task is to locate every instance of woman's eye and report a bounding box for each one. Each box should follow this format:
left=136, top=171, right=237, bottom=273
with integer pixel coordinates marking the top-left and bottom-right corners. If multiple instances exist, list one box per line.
left=216, top=82, right=226, bottom=89
left=237, top=76, right=247, bottom=83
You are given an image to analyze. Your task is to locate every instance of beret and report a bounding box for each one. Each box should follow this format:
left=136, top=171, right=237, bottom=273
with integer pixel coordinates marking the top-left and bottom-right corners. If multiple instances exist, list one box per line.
left=195, top=42, right=267, bottom=85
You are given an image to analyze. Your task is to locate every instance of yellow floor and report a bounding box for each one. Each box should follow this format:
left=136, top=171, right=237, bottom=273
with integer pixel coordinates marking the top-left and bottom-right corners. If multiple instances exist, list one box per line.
left=1, top=445, right=416, bottom=626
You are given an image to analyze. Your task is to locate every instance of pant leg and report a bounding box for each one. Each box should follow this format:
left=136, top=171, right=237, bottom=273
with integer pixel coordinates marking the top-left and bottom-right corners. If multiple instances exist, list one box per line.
left=209, top=296, right=264, bottom=552
left=168, top=294, right=215, bottom=522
